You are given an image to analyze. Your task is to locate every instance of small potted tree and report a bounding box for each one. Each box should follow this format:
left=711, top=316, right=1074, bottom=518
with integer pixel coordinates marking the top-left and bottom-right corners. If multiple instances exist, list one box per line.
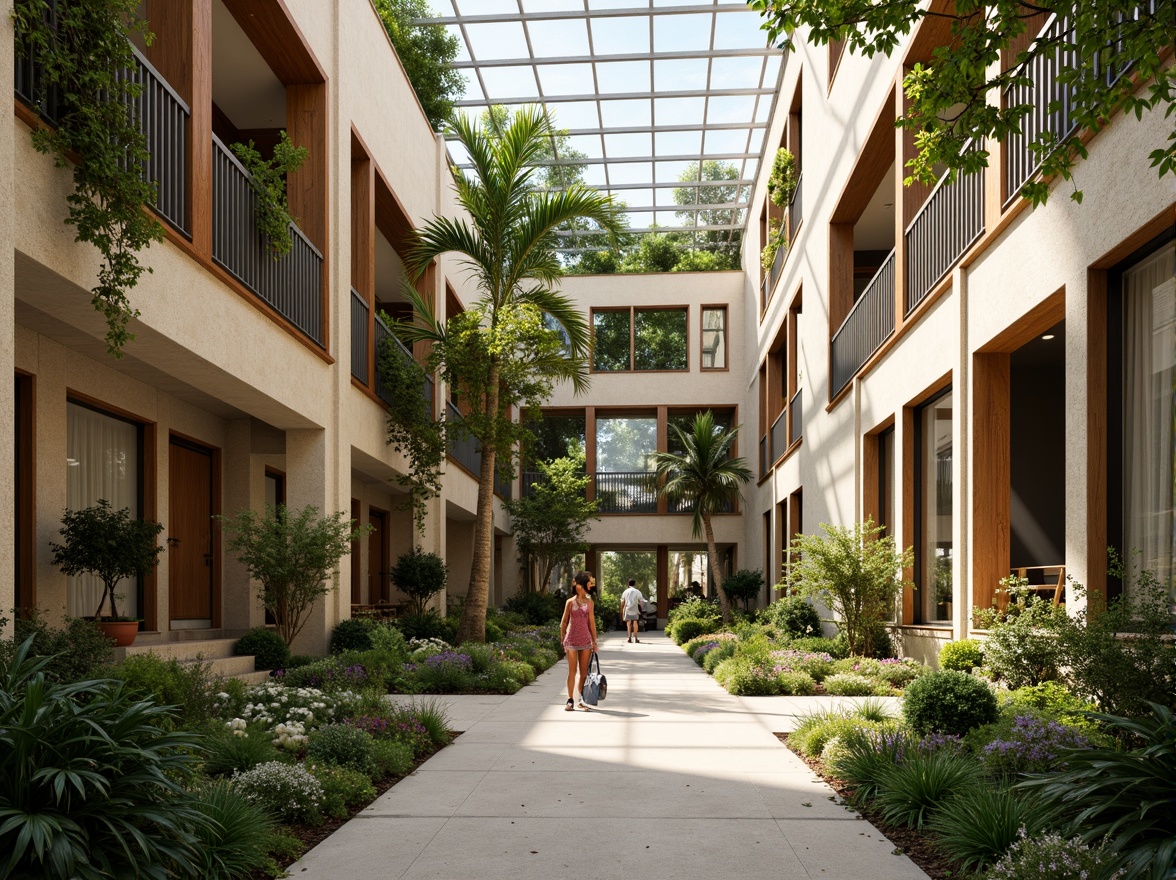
left=50, top=500, right=165, bottom=646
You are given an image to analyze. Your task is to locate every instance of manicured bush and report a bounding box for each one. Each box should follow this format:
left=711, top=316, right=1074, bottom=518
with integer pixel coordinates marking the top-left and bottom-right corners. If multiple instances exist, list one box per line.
left=667, top=596, right=720, bottom=627
left=372, top=738, right=415, bottom=777
left=503, top=590, right=563, bottom=625
left=824, top=672, right=889, bottom=696
left=309, top=764, right=376, bottom=818
left=104, top=652, right=219, bottom=728
left=721, top=568, right=765, bottom=611
left=777, top=669, right=818, bottom=695
left=721, top=663, right=780, bottom=695
left=234, top=626, right=290, bottom=672
left=939, top=638, right=984, bottom=672
left=671, top=616, right=721, bottom=645
left=985, top=831, right=1126, bottom=880
left=0, top=640, right=212, bottom=878
left=497, top=659, right=537, bottom=685
left=980, top=595, right=1064, bottom=689
left=368, top=622, right=409, bottom=663
left=873, top=750, right=985, bottom=829
left=190, top=780, right=279, bottom=880
left=903, top=670, right=999, bottom=736
left=231, top=761, right=323, bottom=824
left=330, top=618, right=376, bottom=654
left=391, top=548, right=448, bottom=616
left=759, top=595, right=822, bottom=638
left=928, top=786, right=1051, bottom=873
left=202, top=723, right=283, bottom=776
left=701, top=640, right=738, bottom=672
left=306, top=723, right=377, bottom=776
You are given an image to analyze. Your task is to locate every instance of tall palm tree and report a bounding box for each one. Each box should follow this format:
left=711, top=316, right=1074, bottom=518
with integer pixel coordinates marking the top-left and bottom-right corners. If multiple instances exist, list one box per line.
left=400, top=107, right=623, bottom=643
left=652, top=411, right=753, bottom=622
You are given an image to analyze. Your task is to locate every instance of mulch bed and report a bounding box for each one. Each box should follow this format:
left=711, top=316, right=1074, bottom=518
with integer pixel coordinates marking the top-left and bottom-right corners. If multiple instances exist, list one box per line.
left=774, top=733, right=959, bottom=880
left=247, top=732, right=459, bottom=878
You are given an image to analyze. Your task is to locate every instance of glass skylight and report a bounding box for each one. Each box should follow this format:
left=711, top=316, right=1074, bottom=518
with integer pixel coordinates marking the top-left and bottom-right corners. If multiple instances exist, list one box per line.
left=422, top=0, right=784, bottom=249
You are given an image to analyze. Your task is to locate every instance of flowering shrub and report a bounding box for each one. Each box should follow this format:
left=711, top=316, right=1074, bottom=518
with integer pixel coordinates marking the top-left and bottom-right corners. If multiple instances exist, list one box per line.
left=982, top=714, right=1091, bottom=777
left=423, top=651, right=473, bottom=670
left=219, top=683, right=359, bottom=743
left=231, top=761, right=323, bottom=824
left=875, top=658, right=928, bottom=688
left=984, top=830, right=1125, bottom=880
left=770, top=649, right=835, bottom=681
left=271, top=721, right=309, bottom=752
left=275, top=658, right=372, bottom=692
left=777, top=670, right=818, bottom=695
left=306, top=723, right=376, bottom=777
left=407, top=637, right=452, bottom=660
left=824, top=672, right=889, bottom=696
left=309, top=763, right=376, bottom=819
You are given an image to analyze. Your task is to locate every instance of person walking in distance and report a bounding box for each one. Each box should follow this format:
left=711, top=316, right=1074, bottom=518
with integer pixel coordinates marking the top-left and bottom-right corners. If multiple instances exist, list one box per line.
left=559, top=571, right=598, bottom=711
left=621, top=579, right=646, bottom=643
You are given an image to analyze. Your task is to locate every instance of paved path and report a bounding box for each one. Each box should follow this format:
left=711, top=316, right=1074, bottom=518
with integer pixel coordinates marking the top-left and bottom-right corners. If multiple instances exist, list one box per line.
left=290, top=631, right=930, bottom=880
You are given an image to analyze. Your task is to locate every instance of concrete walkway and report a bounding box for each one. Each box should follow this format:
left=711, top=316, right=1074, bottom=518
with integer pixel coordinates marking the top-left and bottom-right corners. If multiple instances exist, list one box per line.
left=289, top=631, right=930, bottom=880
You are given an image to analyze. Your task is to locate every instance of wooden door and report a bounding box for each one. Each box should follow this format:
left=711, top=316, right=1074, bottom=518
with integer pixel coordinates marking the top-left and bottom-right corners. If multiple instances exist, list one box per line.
left=368, top=508, right=387, bottom=603
left=169, top=440, right=214, bottom=621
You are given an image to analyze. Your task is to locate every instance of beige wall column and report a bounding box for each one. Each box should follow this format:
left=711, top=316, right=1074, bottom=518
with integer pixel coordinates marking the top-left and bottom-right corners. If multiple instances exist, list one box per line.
left=33, top=346, right=68, bottom=625
left=1, top=0, right=15, bottom=636
left=285, top=427, right=335, bottom=654
left=221, top=419, right=256, bottom=631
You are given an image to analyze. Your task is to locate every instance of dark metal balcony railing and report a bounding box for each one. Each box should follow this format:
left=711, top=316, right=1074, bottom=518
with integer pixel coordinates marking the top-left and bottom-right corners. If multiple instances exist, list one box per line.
left=373, top=314, right=434, bottom=413
left=905, top=144, right=985, bottom=314
left=831, top=250, right=896, bottom=397
left=15, top=19, right=189, bottom=236
left=771, top=409, right=788, bottom=463
left=788, top=172, right=803, bottom=242
left=788, top=389, right=803, bottom=447
left=350, top=289, right=369, bottom=384
left=759, top=435, right=770, bottom=477
left=447, top=401, right=482, bottom=477
left=594, top=471, right=658, bottom=514
left=212, top=135, right=323, bottom=346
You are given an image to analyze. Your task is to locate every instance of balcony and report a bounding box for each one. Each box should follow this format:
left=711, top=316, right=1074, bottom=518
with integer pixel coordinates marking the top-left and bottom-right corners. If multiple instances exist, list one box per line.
left=831, top=250, right=895, bottom=397
left=771, top=409, right=787, bottom=463
left=760, top=173, right=802, bottom=310
left=595, top=471, right=658, bottom=514
left=788, top=389, right=803, bottom=446
left=372, top=313, right=433, bottom=410
left=212, top=135, right=324, bottom=347
left=15, top=33, right=189, bottom=237
left=350, top=289, right=369, bottom=383
left=905, top=144, right=985, bottom=314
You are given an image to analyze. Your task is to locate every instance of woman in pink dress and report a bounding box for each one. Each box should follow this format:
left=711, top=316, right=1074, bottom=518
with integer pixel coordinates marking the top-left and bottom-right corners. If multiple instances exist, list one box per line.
left=559, top=571, right=598, bottom=711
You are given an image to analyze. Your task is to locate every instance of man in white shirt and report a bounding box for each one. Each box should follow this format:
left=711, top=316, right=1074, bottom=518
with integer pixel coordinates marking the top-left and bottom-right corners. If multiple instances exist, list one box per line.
left=620, top=579, right=646, bottom=643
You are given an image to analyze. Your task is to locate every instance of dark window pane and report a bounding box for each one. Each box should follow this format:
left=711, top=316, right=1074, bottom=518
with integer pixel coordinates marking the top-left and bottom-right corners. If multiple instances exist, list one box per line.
left=593, top=311, right=631, bottom=371
left=526, top=413, right=587, bottom=466
left=634, top=309, right=687, bottom=370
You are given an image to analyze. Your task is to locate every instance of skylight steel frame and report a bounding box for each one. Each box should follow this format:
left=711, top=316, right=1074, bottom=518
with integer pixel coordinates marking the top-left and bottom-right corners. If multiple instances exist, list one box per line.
left=423, top=0, right=785, bottom=252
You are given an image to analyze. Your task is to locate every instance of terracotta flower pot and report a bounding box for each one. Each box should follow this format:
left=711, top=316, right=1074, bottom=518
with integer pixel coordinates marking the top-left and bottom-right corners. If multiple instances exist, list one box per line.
left=97, top=619, right=139, bottom=647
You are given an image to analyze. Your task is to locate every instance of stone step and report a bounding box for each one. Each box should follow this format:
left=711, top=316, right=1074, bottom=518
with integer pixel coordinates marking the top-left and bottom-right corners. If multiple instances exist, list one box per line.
left=232, top=669, right=275, bottom=686
left=117, top=637, right=239, bottom=662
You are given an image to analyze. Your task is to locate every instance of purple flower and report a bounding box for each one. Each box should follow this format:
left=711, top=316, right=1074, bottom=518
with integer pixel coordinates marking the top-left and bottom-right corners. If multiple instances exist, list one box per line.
left=425, top=651, right=473, bottom=670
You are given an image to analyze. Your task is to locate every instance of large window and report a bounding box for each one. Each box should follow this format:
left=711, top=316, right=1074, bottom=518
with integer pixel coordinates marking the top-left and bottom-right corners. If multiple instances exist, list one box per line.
left=595, top=414, right=658, bottom=513
left=701, top=306, right=728, bottom=369
left=66, top=400, right=143, bottom=618
left=1122, top=239, right=1175, bottom=598
left=592, top=307, right=688, bottom=371
left=917, top=390, right=953, bottom=624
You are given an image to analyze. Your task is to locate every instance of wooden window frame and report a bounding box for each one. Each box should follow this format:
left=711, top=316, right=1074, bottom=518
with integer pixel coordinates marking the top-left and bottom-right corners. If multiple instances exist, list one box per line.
left=590, top=306, right=690, bottom=373
left=699, top=304, right=729, bottom=371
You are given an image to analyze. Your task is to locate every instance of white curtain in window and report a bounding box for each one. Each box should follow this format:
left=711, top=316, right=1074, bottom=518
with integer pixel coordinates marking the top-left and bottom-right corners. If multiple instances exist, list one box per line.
left=1123, top=242, right=1175, bottom=599
left=66, top=402, right=140, bottom=618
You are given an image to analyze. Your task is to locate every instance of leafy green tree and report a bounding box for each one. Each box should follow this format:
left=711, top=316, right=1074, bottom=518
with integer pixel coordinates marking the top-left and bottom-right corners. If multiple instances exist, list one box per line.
left=390, top=547, right=448, bottom=615
left=722, top=568, right=766, bottom=612
left=651, top=411, right=754, bottom=622
left=783, top=518, right=913, bottom=656
left=374, top=0, right=466, bottom=130
left=748, top=0, right=1176, bottom=205
left=673, top=160, right=743, bottom=266
left=218, top=504, right=370, bottom=646
left=504, top=455, right=599, bottom=594
left=398, top=107, right=624, bottom=643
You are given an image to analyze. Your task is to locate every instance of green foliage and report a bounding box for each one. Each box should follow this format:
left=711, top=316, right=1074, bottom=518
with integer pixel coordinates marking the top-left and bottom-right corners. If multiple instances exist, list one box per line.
left=777, top=669, right=818, bottom=695
left=671, top=160, right=744, bottom=264
left=874, top=750, right=985, bottom=829
left=980, top=590, right=1066, bottom=688
left=331, top=618, right=376, bottom=654
left=308, top=764, right=376, bottom=819
left=391, top=548, right=449, bottom=615
left=790, top=709, right=881, bottom=758
left=824, top=672, right=890, bottom=697
left=832, top=622, right=894, bottom=659
left=368, top=622, right=409, bottom=663
left=228, top=132, right=308, bottom=257
left=230, top=761, right=323, bottom=825
left=373, top=0, right=465, bottom=129
left=398, top=107, right=624, bottom=644
left=12, top=0, right=164, bottom=356
left=401, top=697, right=451, bottom=746
left=219, top=503, right=370, bottom=646
left=721, top=568, right=765, bottom=611
left=789, top=636, right=848, bottom=658
left=903, top=670, right=999, bottom=736
left=985, top=831, right=1128, bottom=880
left=759, top=595, right=822, bottom=639
left=939, top=638, right=985, bottom=672
left=783, top=518, right=912, bottom=656
left=0, top=638, right=211, bottom=879
left=503, top=590, right=564, bottom=625
left=671, top=617, right=721, bottom=645
left=593, top=591, right=621, bottom=629
left=504, top=454, right=599, bottom=593
left=1001, top=681, right=1098, bottom=729
left=10, top=613, right=113, bottom=683
left=234, top=626, right=291, bottom=672
left=653, top=411, right=754, bottom=622
left=824, top=726, right=913, bottom=803
left=104, top=653, right=218, bottom=728
left=1018, top=703, right=1176, bottom=880
left=667, top=596, right=720, bottom=627
left=928, top=786, right=1051, bottom=873
left=189, top=780, right=278, bottom=880
left=701, top=640, right=738, bottom=672
left=713, top=655, right=780, bottom=695
left=201, top=724, right=283, bottom=777
left=767, top=148, right=800, bottom=208
left=747, top=0, right=1176, bottom=206
left=50, top=499, right=165, bottom=620
left=394, top=609, right=457, bottom=642
left=372, top=738, right=415, bottom=777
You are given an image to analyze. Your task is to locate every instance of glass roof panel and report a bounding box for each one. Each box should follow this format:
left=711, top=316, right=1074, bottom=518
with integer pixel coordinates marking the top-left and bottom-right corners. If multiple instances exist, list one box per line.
left=433, top=1, right=784, bottom=247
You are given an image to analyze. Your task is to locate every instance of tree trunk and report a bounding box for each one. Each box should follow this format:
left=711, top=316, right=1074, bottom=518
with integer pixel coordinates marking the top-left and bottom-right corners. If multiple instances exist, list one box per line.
left=703, top=515, right=731, bottom=622
left=456, top=369, right=499, bottom=644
